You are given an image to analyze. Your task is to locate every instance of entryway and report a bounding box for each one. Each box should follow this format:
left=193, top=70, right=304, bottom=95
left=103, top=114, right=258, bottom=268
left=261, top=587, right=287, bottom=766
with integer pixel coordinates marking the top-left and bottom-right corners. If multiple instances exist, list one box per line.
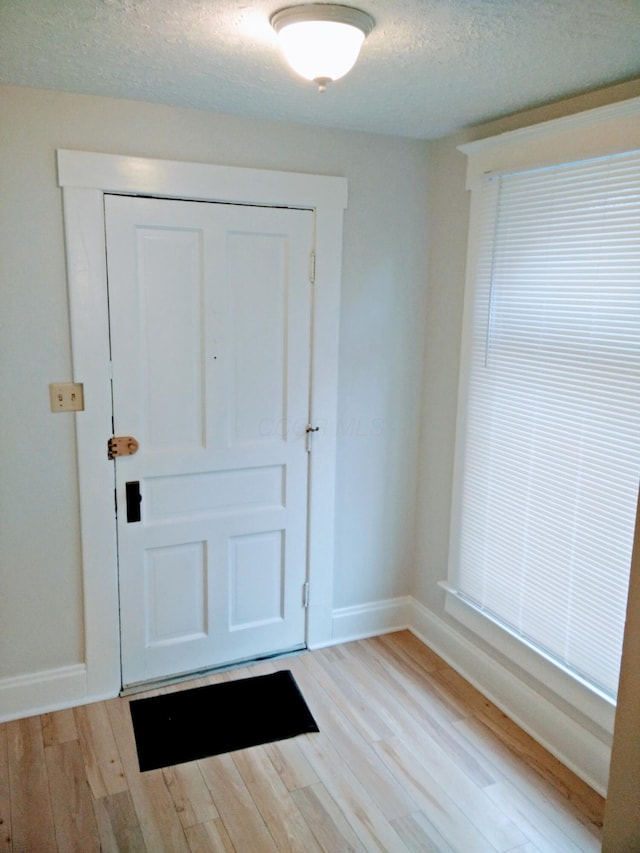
left=58, top=149, right=347, bottom=700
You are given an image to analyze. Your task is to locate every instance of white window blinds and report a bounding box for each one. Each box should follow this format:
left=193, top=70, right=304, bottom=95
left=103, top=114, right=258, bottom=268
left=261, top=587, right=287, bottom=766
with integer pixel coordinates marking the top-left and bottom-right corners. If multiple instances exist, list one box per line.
left=450, top=149, right=640, bottom=700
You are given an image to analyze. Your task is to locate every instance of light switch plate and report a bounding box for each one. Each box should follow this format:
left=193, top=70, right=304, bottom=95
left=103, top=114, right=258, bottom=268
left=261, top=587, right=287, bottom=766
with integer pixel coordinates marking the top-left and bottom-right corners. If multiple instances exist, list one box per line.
left=49, top=382, right=84, bottom=412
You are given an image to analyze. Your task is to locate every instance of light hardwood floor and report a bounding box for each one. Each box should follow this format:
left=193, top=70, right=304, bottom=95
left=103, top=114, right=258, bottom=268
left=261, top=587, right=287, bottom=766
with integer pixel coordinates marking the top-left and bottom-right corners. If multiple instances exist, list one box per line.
left=0, top=631, right=604, bottom=852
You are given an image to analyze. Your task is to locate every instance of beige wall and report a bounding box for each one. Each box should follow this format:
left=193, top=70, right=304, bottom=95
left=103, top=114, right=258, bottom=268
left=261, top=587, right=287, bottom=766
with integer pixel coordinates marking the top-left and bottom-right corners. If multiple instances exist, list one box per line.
left=603, top=491, right=640, bottom=851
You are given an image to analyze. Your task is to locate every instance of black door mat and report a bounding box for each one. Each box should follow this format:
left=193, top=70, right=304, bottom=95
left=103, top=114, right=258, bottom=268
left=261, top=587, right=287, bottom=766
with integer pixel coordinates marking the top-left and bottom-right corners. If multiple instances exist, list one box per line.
left=129, top=669, right=319, bottom=772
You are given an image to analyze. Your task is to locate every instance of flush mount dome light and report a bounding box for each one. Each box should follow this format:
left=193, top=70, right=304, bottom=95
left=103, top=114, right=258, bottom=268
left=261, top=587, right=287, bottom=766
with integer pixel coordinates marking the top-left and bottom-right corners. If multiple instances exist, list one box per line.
left=271, top=4, right=374, bottom=92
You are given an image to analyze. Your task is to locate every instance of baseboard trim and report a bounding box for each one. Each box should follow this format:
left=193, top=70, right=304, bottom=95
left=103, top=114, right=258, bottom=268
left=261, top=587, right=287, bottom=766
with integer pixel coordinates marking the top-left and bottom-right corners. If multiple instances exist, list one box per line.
left=408, top=598, right=610, bottom=796
left=0, top=664, right=102, bottom=723
left=329, top=595, right=412, bottom=645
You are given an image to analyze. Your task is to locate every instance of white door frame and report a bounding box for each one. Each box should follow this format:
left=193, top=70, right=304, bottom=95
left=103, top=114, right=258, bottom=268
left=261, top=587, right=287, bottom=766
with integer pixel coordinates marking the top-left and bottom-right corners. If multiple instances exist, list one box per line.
left=58, top=149, right=347, bottom=700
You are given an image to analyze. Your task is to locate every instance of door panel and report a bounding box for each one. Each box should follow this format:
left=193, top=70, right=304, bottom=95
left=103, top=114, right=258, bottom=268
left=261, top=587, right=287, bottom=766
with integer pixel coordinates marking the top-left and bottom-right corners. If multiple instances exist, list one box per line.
left=104, top=195, right=313, bottom=687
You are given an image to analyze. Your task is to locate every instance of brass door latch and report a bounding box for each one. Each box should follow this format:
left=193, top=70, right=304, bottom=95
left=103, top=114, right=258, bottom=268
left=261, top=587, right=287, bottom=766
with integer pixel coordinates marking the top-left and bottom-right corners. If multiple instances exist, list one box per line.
left=107, top=436, right=139, bottom=460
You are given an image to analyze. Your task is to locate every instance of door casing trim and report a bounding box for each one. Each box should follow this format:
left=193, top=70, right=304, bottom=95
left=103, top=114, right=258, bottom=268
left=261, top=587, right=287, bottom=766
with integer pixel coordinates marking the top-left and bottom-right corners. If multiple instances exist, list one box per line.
left=58, top=149, right=347, bottom=698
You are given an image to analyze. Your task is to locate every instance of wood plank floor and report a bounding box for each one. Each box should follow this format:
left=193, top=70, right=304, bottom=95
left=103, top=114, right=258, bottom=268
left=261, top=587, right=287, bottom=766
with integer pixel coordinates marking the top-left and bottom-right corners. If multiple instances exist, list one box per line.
left=0, top=631, right=605, bottom=852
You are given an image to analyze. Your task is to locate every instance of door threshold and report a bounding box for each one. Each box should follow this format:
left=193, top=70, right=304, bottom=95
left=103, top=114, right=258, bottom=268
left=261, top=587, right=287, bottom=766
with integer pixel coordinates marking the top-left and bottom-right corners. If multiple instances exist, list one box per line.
left=119, top=643, right=308, bottom=697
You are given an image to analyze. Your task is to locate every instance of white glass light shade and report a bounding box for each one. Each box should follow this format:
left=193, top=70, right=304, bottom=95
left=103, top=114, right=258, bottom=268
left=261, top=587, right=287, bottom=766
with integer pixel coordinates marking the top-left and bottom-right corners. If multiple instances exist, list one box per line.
left=271, top=5, right=374, bottom=90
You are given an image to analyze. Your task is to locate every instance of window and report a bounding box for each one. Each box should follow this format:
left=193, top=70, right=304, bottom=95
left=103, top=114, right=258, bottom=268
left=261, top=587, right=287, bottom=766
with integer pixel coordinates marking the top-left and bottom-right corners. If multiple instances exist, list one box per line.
left=447, top=147, right=640, bottom=707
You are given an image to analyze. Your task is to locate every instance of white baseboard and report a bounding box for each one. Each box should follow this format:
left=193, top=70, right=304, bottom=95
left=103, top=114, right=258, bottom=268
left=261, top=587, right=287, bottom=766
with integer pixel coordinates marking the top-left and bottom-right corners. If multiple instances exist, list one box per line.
left=408, top=598, right=611, bottom=796
left=0, top=663, right=103, bottom=723
left=329, top=595, right=412, bottom=645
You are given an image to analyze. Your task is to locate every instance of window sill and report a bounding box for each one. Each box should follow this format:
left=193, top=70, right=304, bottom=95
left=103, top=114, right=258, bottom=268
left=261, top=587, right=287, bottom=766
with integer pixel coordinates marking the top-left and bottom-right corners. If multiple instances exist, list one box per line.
left=440, top=583, right=616, bottom=736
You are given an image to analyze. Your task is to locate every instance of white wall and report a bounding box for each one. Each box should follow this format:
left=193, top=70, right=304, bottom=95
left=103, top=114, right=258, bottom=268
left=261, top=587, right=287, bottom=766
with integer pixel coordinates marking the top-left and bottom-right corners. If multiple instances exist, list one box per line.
left=0, top=84, right=429, bottom=693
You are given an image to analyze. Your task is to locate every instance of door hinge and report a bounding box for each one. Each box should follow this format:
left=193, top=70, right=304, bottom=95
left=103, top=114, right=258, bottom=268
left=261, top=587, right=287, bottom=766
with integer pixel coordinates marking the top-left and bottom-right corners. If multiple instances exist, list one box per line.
left=309, top=251, right=316, bottom=284
left=305, top=424, right=319, bottom=453
left=303, top=582, right=310, bottom=608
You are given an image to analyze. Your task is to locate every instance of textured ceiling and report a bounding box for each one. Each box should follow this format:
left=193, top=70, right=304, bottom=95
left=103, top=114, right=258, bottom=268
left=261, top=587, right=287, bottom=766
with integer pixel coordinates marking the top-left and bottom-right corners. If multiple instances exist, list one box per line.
left=1, top=0, right=639, bottom=139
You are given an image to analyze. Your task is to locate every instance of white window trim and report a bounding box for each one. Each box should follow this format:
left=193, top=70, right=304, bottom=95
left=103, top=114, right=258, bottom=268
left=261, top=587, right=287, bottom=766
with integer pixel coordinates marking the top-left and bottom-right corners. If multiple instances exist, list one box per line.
left=441, top=586, right=616, bottom=733
left=448, top=96, right=640, bottom=736
left=58, top=150, right=347, bottom=700
left=459, top=95, right=640, bottom=189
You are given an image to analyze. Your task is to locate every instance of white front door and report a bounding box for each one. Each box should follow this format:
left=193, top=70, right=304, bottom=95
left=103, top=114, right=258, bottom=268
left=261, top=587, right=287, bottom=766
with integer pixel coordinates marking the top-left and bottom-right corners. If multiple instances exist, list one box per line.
left=104, top=194, right=314, bottom=687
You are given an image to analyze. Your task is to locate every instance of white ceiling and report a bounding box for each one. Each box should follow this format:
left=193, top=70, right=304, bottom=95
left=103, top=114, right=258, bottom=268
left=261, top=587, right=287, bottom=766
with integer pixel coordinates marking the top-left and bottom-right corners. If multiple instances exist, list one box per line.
left=1, top=0, right=639, bottom=139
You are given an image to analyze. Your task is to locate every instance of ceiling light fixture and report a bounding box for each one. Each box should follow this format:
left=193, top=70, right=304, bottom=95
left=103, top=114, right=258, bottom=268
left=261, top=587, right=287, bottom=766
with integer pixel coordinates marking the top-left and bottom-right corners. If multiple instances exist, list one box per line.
left=271, top=4, right=374, bottom=92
